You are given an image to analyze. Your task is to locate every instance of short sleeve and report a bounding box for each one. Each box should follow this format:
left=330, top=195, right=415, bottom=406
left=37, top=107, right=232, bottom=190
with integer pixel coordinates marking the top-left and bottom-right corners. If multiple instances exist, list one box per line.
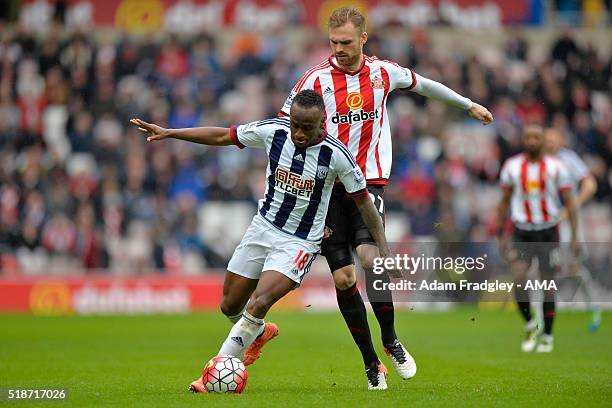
left=557, top=161, right=573, bottom=191
left=566, top=150, right=590, bottom=182
left=384, top=61, right=417, bottom=91
left=334, top=148, right=367, bottom=196
left=280, top=90, right=297, bottom=117
left=232, top=121, right=270, bottom=149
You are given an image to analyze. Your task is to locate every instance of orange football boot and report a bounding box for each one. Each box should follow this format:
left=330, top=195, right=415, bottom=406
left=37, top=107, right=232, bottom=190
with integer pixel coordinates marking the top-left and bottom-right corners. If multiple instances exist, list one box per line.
left=242, top=322, right=279, bottom=366
left=188, top=375, right=207, bottom=393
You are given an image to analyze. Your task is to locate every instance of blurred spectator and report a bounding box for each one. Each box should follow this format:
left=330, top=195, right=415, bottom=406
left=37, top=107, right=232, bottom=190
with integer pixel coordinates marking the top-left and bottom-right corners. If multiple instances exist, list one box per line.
left=0, top=23, right=609, bottom=275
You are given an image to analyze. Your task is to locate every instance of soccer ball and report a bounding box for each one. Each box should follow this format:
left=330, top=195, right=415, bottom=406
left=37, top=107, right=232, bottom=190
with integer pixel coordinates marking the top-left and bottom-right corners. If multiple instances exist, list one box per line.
left=202, top=355, right=248, bottom=394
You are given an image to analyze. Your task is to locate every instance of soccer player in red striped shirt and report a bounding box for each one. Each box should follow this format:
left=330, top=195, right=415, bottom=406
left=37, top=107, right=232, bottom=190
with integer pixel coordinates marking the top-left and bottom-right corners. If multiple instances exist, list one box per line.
left=280, top=7, right=493, bottom=389
left=498, top=125, right=579, bottom=353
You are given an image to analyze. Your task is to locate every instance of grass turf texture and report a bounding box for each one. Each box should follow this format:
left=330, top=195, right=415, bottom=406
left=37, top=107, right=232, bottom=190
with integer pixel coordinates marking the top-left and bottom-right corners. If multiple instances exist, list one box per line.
left=1, top=308, right=610, bottom=407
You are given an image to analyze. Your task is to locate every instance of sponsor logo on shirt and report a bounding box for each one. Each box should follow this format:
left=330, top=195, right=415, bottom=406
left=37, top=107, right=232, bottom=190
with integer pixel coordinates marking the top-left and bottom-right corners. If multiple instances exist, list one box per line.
left=275, top=166, right=316, bottom=197
left=331, top=109, right=380, bottom=124
left=346, top=92, right=364, bottom=110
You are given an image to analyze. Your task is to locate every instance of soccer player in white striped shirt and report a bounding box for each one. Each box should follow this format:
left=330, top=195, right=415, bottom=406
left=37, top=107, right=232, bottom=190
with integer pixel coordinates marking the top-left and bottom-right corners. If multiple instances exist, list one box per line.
left=281, top=7, right=493, bottom=388
left=130, top=90, right=393, bottom=391
left=497, top=125, right=579, bottom=353
left=545, top=127, right=600, bottom=332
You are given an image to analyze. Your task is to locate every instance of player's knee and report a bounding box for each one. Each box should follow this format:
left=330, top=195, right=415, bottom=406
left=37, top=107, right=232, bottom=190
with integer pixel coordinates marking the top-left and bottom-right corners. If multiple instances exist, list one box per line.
left=333, top=266, right=356, bottom=290
left=220, top=298, right=242, bottom=317
left=356, top=245, right=380, bottom=270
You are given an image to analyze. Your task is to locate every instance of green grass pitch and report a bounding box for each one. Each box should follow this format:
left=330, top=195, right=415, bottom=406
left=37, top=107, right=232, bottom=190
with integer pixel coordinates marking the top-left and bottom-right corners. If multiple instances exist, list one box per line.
left=1, top=308, right=610, bottom=407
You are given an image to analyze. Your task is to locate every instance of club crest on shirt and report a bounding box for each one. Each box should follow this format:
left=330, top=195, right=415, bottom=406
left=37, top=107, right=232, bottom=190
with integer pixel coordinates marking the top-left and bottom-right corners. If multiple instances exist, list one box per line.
left=371, top=76, right=385, bottom=89
left=316, top=166, right=329, bottom=179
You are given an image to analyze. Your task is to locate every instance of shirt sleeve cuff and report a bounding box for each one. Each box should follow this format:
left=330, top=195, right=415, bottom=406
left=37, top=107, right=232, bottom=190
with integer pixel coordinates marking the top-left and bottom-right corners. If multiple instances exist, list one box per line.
left=230, top=125, right=245, bottom=149
left=346, top=188, right=369, bottom=199
left=398, top=69, right=418, bottom=91
left=407, top=69, right=417, bottom=90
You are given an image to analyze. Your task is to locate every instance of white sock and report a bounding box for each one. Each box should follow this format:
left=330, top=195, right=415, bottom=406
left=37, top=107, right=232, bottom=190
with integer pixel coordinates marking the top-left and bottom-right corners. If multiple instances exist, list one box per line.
left=525, top=319, right=538, bottom=332
left=226, top=301, right=249, bottom=324
left=227, top=312, right=243, bottom=324
left=218, top=311, right=264, bottom=358
left=540, top=334, right=553, bottom=343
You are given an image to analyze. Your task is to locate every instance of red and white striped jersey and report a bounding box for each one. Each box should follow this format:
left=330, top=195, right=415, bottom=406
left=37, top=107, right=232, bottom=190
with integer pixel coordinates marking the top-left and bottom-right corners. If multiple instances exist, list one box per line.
left=500, top=153, right=572, bottom=230
left=281, top=55, right=417, bottom=184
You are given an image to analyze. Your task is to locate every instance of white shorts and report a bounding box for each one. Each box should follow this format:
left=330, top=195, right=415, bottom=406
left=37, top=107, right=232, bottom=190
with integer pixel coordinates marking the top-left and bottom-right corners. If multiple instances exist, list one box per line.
left=227, top=214, right=319, bottom=285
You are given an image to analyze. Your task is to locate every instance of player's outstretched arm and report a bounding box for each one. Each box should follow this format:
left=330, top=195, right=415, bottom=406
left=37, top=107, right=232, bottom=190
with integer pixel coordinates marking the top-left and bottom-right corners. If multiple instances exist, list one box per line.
left=411, top=74, right=493, bottom=125
left=467, top=102, right=494, bottom=125
left=130, top=118, right=233, bottom=146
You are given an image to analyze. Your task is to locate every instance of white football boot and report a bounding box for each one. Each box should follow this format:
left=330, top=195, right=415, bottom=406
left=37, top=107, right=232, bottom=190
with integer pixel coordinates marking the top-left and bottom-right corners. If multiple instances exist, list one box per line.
left=366, top=360, right=388, bottom=390
left=536, top=334, right=554, bottom=353
left=384, top=340, right=417, bottom=379
left=521, top=319, right=539, bottom=352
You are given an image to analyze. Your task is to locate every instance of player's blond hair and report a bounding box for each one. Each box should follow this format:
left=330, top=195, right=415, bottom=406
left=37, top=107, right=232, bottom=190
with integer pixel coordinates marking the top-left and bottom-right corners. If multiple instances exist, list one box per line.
left=328, top=7, right=366, bottom=33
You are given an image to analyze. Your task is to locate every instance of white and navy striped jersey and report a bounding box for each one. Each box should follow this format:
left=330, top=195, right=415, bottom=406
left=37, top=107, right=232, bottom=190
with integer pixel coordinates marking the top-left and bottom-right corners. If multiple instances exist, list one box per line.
left=230, top=117, right=367, bottom=242
left=556, top=147, right=590, bottom=193
left=281, top=55, right=418, bottom=185
left=500, top=153, right=572, bottom=231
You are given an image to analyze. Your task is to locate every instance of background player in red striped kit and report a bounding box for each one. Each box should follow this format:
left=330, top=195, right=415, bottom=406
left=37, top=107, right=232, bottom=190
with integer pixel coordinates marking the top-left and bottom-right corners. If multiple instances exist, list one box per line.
left=497, top=125, right=579, bottom=353
left=279, top=7, right=494, bottom=389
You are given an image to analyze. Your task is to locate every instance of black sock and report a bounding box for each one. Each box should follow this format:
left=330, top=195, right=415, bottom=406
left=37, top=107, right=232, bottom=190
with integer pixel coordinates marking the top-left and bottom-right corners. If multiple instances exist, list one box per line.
left=543, top=301, right=555, bottom=335
left=365, top=263, right=397, bottom=346
left=514, top=286, right=532, bottom=322
left=517, top=301, right=532, bottom=322
left=336, top=283, right=378, bottom=366
left=372, top=302, right=397, bottom=346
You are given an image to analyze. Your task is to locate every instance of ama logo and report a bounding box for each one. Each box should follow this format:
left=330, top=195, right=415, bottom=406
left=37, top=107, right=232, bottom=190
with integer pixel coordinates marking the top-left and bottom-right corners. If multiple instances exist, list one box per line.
left=332, top=91, right=380, bottom=125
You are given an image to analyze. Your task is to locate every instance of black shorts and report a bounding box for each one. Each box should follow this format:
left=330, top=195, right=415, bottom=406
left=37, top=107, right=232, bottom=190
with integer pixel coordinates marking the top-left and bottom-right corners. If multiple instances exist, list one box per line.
left=321, top=184, right=385, bottom=272
left=511, top=226, right=560, bottom=276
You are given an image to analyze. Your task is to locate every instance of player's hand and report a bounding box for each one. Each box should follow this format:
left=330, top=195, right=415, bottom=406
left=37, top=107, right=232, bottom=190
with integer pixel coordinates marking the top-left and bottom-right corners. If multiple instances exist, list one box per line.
left=386, top=267, right=402, bottom=279
left=378, top=252, right=402, bottom=278
left=130, top=118, right=170, bottom=142
left=323, top=226, right=333, bottom=239
left=468, top=102, right=493, bottom=125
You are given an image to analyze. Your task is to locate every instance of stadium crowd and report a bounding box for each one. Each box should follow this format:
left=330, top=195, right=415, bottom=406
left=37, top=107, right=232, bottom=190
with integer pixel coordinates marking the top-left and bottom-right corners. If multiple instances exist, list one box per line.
left=0, top=22, right=610, bottom=274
